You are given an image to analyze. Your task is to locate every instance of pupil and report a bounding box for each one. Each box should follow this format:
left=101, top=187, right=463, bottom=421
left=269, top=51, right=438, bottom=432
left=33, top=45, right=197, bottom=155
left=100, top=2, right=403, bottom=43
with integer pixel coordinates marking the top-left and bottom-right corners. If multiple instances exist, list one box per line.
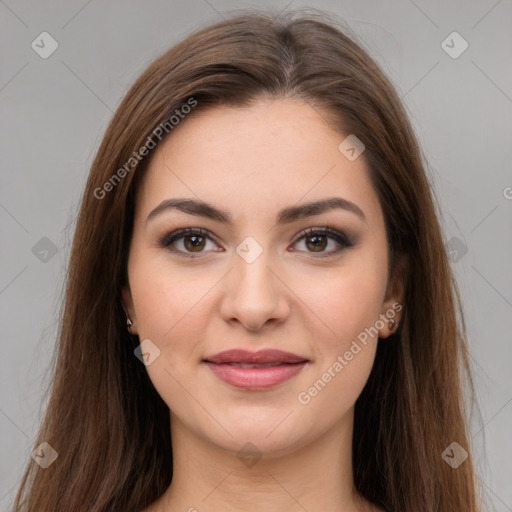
left=307, top=235, right=326, bottom=251
left=186, top=236, right=205, bottom=251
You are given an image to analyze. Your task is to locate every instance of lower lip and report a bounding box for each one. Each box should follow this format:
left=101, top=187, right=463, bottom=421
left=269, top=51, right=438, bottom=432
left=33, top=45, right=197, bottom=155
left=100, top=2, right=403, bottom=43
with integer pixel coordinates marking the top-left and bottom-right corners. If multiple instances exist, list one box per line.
left=204, top=361, right=307, bottom=390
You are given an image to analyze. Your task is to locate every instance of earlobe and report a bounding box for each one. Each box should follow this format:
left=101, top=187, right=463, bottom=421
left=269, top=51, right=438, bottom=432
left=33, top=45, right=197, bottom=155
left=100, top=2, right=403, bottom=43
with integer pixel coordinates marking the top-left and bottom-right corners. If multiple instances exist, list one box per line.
left=379, top=315, right=400, bottom=339
left=378, top=308, right=402, bottom=339
left=379, top=253, right=408, bottom=338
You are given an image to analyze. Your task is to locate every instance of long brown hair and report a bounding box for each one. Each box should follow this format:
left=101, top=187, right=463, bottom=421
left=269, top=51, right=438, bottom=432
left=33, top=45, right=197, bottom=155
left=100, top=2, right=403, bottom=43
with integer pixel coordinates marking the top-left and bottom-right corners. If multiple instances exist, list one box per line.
left=13, top=8, right=481, bottom=511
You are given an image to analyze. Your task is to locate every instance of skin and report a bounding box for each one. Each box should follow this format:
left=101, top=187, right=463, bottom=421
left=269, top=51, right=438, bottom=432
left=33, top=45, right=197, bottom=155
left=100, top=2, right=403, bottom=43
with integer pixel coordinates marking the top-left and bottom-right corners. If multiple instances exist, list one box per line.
left=122, top=98, right=405, bottom=512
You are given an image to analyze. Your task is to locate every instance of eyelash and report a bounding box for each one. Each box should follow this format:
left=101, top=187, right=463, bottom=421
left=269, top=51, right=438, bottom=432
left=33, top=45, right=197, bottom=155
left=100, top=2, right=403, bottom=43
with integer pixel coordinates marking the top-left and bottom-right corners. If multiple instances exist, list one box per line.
left=158, top=226, right=355, bottom=259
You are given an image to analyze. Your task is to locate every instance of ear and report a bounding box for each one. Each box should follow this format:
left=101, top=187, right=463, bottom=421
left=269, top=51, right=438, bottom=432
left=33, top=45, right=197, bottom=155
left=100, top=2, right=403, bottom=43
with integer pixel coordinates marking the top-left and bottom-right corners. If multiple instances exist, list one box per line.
left=379, top=252, right=408, bottom=339
left=121, top=285, right=138, bottom=335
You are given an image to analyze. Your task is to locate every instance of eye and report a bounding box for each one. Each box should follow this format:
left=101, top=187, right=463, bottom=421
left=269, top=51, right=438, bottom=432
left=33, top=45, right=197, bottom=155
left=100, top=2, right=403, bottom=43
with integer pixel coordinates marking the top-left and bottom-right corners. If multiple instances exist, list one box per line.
left=291, top=227, right=354, bottom=258
left=158, top=228, right=220, bottom=258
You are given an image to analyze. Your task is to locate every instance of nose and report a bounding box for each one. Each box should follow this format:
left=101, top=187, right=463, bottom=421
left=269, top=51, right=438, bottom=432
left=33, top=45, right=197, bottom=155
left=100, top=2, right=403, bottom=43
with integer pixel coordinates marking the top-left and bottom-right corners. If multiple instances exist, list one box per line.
left=220, top=248, right=290, bottom=332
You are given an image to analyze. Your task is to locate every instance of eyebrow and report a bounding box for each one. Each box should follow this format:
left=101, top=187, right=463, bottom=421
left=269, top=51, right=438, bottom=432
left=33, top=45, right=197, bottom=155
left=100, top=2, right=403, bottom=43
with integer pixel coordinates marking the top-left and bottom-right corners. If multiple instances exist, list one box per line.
left=146, top=196, right=366, bottom=226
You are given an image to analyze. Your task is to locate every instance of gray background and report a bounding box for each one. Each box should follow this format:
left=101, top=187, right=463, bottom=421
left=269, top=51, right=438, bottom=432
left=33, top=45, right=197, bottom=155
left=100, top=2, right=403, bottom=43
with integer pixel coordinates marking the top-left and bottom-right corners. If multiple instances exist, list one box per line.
left=1, top=0, right=511, bottom=510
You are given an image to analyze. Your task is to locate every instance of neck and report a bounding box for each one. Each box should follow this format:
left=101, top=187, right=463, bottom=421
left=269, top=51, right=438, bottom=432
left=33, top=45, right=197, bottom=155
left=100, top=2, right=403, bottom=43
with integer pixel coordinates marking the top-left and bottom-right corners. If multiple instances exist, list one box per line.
left=154, top=407, right=374, bottom=512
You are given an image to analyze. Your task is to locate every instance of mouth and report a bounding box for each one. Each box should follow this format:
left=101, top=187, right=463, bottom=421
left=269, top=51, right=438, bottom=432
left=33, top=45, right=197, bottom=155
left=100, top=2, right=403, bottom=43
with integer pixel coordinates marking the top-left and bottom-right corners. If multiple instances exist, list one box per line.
left=202, top=359, right=308, bottom=390
left=202, top=348, right=309, bottom=390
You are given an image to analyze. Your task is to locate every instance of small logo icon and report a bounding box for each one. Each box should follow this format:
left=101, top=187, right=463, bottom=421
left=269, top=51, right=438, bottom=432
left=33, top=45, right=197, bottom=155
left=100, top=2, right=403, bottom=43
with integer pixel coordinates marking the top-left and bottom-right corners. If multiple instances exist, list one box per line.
left=237, top=442, right=262, bottom=468
left=31, top=441, right=58, bottom=468
left=445, top=237, right=467, bottom=263
left=338, top=134, right=365, bottom=161
left=236, top=236, right=263, bottom=264
left=31, top=32, right=59, bottom=59
left=134, top=338, right=161, bottom=366
left=441, top=31, right=468, bottom=59
left=32, top=237, right=58, bottom=263
left=441, top=441, right=468, bottom=468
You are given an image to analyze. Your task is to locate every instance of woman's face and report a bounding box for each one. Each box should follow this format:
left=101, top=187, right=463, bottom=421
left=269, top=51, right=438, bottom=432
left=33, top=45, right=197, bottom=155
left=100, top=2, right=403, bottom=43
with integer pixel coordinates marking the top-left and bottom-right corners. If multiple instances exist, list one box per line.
left=123, top=98, right=403, bottom=456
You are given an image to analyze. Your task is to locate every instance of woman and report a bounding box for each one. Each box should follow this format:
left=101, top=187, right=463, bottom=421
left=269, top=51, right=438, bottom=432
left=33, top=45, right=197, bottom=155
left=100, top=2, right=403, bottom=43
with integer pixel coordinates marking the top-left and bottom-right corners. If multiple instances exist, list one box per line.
left=13, top=8, right=481, bottom=512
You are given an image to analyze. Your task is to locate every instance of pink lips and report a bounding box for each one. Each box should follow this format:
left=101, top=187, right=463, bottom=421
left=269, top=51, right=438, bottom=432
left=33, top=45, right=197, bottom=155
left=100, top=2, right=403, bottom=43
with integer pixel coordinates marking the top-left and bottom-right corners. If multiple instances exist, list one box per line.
left=203, top=349, right=308, bottom=390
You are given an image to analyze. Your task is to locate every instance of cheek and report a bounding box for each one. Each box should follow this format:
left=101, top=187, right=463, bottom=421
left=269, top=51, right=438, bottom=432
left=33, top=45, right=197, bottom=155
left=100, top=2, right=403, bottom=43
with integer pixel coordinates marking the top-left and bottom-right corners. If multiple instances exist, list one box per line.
left=128, top=260, right=214, bottom=413
left=130, top=254, right=217, bottom=343
left=294, top=267, right=384, bottom=416
left=294, top=258, right=387, bottom=354
left=129, top=257, right=223, bottom=408
left=282, top=262, right=385, bottom=419
left=296, top=341, right=376, bottom=439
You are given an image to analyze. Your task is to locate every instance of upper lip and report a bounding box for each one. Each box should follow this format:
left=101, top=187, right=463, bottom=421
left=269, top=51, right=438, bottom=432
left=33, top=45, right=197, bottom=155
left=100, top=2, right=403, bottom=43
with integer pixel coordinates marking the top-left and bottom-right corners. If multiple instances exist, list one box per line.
left=203, top=349, right=308, bottom=364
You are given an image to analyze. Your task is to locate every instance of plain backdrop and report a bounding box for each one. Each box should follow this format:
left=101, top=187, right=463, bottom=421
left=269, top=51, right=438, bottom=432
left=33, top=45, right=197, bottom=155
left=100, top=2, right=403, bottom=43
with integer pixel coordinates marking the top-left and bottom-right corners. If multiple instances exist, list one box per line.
left=1, top=1, right=511, bottom=510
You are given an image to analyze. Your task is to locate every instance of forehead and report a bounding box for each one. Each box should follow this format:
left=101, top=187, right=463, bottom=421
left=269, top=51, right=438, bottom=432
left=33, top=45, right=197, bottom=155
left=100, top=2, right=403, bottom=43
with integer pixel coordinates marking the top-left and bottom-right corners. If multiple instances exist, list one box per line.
left=136, top=99, right=383, bottom=229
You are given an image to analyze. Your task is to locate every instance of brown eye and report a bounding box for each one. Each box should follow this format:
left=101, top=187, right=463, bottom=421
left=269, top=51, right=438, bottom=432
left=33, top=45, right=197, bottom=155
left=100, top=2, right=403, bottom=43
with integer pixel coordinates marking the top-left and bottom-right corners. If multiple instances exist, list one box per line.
left=183, top=234, right=207, bottom=252
left=159, top=228, right=219, bottom=257
left=304, top=233, right=328, bottom=252
left=292, top=227, right=354, bottom=257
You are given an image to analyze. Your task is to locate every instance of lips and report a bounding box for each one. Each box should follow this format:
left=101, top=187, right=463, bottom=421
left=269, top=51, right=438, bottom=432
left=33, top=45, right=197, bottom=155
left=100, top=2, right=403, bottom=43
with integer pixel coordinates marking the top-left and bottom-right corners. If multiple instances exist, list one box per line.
left=203, top=348, right=308, bottom=365
left=203, top=349, right=308, bottom=390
